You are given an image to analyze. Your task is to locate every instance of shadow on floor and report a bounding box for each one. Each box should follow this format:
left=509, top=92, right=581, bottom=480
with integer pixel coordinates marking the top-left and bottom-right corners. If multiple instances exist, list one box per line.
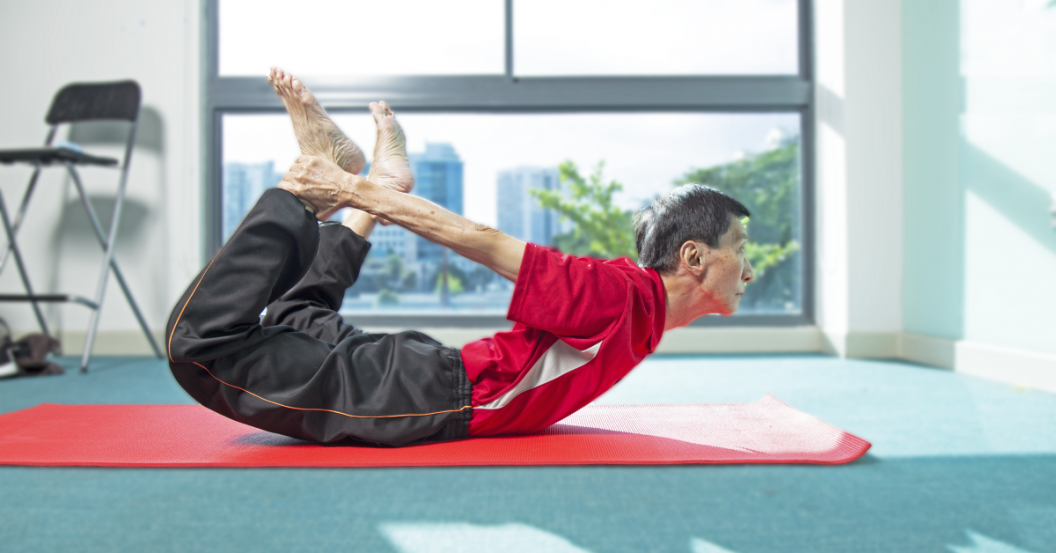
left=0, top=454, right=1053, bottom=553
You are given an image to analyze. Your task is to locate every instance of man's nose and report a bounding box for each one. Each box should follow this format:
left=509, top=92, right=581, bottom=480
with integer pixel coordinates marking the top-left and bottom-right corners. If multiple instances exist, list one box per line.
left=743, top=258, right=754, bottom=282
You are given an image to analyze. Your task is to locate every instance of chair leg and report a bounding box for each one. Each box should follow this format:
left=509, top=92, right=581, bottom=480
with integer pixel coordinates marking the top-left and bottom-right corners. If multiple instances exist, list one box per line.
left=0, top=189, right=50, bottom=337
left=80, top=118, right=139, bottom=374
left=66, top=164, right=163, bottom=361
left=0, top=165, right=43, bottom=274
left=74, top=173, right=125, bottom=372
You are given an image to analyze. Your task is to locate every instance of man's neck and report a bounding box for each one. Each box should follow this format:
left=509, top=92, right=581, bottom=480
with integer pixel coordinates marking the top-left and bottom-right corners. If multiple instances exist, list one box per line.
left=660, top=271, right=704, bottom=331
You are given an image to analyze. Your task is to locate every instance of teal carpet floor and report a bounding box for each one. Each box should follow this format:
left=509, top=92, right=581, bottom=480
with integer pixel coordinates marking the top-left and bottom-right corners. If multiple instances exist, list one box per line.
left=1, top=354, right=1053, bottom=553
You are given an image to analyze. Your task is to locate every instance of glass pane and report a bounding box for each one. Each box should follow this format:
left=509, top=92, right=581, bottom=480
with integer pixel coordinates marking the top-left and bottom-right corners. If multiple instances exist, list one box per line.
left=219, top=0, right=505, bottom=77
left=222, top=111, right=802, bottom=315
left=515, top=0, right=799, bottom=76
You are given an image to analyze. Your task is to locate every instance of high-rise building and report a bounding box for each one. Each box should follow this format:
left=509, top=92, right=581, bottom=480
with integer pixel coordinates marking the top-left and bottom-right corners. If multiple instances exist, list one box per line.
left=496, top=166, right=565, bottom=246
left=349, top=144, right=463, bottom=295
left=370, top=224, right=417, bottom=264
left=222, top=161, right=283, bottom=240
left=411, top=143, right=464, bottom=262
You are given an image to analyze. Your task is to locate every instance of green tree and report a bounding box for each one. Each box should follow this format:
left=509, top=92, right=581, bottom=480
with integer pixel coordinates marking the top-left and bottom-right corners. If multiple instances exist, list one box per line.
left=528, top=138, right=802, bottom=312
left=465, top=264, right=497, bottom=292
left=530, top=160, right=637, bottom=260
left=376, top=288, right=400, bottom=306
left=434, top=273, right=464, bottom=295
left=369, top=252, right=419, bottom=305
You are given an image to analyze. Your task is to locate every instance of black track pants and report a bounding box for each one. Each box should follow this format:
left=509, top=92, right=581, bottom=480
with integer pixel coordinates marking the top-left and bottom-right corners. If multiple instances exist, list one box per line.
left=166, top=189, right=471, bottom=446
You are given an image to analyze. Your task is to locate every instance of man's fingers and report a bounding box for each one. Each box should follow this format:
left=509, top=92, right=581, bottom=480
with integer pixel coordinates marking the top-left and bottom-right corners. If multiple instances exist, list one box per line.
left=294, top=154, right=324, bottom=168
left=287, top=156, right=330, bottom=176
left=287, top=157, right=309, bottom=172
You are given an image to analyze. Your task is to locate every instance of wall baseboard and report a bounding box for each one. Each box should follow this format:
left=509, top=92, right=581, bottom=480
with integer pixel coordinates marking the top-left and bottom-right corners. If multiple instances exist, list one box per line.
left=899, top=332, right=956, bottom=369
left=46, top=326, right=828, bottom=356
left=51, top=328, right=508, bottom=355
left=371, top=325, right=827, bottom=354
left=654, top=326, right=823, bottom=354
left=899, top=332, right=1056, bottom=394
left=954, top=340, right=1056, bottom=394
left=40, top=328, right=1056, bottom=394
left=52, top=330, right=168, bottom=358
left=823, top=331, right=901, bottom=358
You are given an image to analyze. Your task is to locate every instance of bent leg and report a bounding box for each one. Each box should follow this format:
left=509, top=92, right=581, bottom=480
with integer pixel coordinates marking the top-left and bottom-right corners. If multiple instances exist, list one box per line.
left=166, top=188, right=470, bottom=445
left=167, top=188, right=320, bottom=363
left=262, top=222, right=370, bottom=344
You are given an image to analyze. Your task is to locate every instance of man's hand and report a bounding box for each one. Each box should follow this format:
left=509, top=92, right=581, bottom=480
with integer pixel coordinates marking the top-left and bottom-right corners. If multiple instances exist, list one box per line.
left=285, top=155, right=526, bottom=282
left=280, top=155, right=354, bottom=217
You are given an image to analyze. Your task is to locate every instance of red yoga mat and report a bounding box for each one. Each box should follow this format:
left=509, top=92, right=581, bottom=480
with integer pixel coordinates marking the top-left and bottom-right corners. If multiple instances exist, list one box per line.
left=0, top=395, right=869, bottom=467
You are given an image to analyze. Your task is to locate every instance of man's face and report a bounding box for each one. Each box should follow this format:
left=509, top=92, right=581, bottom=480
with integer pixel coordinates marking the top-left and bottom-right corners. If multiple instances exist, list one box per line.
left=698, top=216, right=754, bottom=315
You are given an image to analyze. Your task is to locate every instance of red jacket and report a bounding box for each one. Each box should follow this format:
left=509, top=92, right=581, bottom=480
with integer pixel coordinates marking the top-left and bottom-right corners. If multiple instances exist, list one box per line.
left=463, top=243, right=667, bottom=436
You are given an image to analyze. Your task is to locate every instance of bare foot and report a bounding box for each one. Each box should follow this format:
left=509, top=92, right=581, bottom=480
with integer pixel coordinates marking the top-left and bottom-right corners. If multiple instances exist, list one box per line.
left=367, top=101, right=415, bottom=194
left=268, top=67, right=366, bottom=175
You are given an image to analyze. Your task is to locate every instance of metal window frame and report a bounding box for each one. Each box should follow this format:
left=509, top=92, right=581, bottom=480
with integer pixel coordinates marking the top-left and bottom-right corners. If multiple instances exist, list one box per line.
left=202, top=0, right=815, bottom=328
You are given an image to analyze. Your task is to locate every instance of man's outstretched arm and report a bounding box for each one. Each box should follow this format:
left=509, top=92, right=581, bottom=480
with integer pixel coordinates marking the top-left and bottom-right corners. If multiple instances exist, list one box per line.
left=281, top=155, right=526, bottom=282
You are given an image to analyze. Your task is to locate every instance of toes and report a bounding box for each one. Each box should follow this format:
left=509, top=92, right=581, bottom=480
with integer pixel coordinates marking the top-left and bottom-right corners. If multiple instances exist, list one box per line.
left=291, top=78, right=315, bottom=105
left=369, top=102, right=385, bottom=121
left=276, top=69, right=291, bottom=90
left=370, top=101, right=398, bottom=128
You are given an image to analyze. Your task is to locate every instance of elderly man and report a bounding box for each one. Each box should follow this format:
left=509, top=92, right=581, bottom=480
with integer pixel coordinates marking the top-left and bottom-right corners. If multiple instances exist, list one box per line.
left=165, top=69, right=753, bottom=446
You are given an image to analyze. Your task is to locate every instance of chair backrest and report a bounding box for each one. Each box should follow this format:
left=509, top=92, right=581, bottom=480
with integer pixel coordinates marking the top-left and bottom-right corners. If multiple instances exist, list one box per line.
left=45, top=81, right=141, bottom=125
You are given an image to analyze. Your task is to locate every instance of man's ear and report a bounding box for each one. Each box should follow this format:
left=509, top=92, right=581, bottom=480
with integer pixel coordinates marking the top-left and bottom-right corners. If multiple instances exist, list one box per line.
left=679, top=240, right=705, bottom=274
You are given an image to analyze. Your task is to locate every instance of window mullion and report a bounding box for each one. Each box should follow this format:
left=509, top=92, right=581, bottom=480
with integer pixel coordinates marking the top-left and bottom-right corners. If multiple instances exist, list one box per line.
left=209, top=75, right=811, bottom=112
left=505, top=0, right=514, bottom=78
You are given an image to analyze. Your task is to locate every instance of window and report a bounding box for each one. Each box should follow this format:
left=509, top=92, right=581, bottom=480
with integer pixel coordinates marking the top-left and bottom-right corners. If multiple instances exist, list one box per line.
left=207, top=0, right=814, bottom=327
left=218, top=0, right=505, bottom=77
left=513, top=0, right=800, bottom=76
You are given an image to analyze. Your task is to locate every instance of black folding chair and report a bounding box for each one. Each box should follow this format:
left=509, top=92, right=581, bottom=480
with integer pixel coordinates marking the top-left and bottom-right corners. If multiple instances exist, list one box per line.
left=0, top=81, right=162, bottom=373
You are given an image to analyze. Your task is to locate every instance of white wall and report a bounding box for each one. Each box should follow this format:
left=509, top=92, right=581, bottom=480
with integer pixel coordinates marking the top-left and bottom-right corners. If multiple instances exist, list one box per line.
left=0, top=0, right=202, bottom=353
left=958, top=1, right=1056, bottom=356
left=901, top=0, right=1056, bottom=392
left=813, top=0, right=904, bottom=357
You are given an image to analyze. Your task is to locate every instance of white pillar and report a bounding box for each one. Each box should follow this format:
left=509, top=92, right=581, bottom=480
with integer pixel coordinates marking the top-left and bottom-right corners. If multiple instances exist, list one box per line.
left=814, top=0, right=904, bottom=357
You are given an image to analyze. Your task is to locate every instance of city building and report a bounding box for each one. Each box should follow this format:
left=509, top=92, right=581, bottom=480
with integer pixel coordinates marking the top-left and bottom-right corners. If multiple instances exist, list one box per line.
left=496, top=166, right=566, bottom=246
left=410, top=143, right=463, bottom=262
left=344, top=143, right=465, bottom=303
left=222, top=161, right=282, bottom=240
left=370, top=224, right=417, bottom=264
